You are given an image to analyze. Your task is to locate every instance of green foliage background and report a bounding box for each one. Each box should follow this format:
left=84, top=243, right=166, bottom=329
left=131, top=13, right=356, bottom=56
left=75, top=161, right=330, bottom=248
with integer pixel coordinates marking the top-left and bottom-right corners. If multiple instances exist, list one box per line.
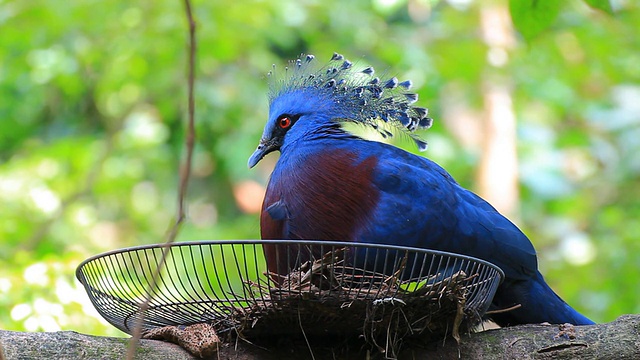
left=1, top=0, right=638, bottom=336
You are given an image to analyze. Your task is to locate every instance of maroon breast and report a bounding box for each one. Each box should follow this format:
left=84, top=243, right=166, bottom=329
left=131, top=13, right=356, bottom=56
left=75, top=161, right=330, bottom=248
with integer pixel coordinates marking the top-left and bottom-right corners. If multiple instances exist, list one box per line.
left=261, top=148, right=380, bottom=276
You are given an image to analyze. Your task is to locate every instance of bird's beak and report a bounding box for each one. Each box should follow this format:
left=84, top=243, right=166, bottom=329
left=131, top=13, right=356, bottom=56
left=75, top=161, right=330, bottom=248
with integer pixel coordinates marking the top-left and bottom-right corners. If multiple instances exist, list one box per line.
left=248, top=139, right=277, bottom=168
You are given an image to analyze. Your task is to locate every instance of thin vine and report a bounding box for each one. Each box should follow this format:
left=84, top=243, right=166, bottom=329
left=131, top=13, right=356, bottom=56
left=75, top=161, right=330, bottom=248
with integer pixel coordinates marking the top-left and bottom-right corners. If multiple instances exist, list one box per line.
left=125, top=1, right=197, bottom=358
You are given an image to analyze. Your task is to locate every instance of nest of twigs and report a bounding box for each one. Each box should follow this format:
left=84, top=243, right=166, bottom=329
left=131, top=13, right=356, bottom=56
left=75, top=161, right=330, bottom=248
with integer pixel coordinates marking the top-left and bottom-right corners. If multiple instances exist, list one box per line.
left=144, top=248, right=482, bottom=358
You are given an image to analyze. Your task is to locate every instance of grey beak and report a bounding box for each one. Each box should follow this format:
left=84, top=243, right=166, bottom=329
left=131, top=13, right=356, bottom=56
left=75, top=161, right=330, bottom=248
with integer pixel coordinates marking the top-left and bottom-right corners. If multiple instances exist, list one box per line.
left=248, top=141, right=276, bottom=168
left=248, top=144, right=266, bottom=168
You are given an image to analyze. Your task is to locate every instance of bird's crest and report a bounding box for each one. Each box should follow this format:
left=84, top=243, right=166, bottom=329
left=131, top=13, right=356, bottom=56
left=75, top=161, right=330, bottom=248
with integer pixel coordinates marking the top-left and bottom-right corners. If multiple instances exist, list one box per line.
left=267, top=53, right=434, bottom=151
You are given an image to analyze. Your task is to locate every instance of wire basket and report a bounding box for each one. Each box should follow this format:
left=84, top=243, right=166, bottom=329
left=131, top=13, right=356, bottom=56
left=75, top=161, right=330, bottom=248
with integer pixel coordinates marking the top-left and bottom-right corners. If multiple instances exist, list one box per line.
left=76, top=240, right=503, bottom=342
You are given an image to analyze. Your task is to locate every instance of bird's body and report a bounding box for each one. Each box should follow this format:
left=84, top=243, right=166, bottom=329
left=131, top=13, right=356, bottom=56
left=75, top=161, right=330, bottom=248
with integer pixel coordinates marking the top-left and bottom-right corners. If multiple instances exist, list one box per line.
left=249, top=53, right=594, bottom=326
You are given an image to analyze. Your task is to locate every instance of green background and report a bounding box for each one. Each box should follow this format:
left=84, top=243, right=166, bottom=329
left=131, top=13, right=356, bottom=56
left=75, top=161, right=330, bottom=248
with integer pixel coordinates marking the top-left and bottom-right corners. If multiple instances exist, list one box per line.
left=1, top=0, right=638, bottom=336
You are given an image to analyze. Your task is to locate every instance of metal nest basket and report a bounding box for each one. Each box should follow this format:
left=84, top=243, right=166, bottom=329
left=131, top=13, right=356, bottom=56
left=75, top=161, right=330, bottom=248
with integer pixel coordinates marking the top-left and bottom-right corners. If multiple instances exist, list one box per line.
left=76, top=240, right=503, bottom=345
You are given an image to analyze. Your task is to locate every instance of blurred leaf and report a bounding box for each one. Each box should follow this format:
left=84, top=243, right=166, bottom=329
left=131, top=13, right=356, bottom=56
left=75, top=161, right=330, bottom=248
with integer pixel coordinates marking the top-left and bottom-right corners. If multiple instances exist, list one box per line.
left=509, top=0, right=562, bottom=41
left=583, top=0, right=614, bottom=14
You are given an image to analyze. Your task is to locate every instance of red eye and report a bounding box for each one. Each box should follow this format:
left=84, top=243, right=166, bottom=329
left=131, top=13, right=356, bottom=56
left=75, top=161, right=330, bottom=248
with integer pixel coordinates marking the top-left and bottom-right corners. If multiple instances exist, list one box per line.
left=278, top=116, right=292, bottom=129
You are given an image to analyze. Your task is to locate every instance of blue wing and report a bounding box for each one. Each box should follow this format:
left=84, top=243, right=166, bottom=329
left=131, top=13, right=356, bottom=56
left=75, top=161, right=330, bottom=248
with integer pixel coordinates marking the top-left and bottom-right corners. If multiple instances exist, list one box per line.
left=355, top=140, right=538, bottom=281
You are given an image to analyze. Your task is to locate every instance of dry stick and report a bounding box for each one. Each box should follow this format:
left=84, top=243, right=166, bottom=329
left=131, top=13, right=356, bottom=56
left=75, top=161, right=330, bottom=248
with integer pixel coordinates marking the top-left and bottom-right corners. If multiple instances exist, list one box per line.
left=485, top=304, right=522, bottom=315
left=125, top=1, right=197, bottom=359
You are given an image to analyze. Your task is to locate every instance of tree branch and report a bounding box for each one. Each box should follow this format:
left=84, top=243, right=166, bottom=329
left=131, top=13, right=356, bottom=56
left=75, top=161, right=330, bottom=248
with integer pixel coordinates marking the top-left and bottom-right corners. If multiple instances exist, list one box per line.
left=4, top=316, right=638, bottom=359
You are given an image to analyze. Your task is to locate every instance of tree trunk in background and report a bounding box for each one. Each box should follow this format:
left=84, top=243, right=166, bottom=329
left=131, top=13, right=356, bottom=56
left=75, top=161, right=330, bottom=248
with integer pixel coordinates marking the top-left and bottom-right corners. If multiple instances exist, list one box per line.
left=479, top=82, right=519, bottom=217
left=2, top=315, right=639, bottom=359
left=478, top=4, right=519, bottom=219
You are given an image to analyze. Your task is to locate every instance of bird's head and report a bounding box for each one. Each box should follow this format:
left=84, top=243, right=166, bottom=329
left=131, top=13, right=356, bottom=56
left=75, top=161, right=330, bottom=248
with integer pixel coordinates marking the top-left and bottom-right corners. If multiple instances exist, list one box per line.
left=248, top=53, right=433, bottom=168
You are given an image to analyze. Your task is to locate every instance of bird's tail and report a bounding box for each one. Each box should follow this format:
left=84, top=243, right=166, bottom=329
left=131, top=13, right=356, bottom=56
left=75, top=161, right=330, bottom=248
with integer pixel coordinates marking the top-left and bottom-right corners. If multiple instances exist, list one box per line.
left=490, top=271, right=594, bottom=326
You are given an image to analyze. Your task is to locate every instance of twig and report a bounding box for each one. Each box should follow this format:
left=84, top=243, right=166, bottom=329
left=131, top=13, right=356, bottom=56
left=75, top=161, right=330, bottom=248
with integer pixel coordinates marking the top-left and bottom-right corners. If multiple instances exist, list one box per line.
left=298, top=309, right=316, bottom=360
left=125, top=1, right=197, bottom=359
left=485, top=304, right=522, bottom=315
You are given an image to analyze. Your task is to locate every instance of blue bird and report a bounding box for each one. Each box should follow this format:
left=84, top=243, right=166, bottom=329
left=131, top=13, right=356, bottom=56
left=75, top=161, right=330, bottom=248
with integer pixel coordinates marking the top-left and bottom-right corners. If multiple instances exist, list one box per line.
left=248, top=53, right=594, bottom=326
